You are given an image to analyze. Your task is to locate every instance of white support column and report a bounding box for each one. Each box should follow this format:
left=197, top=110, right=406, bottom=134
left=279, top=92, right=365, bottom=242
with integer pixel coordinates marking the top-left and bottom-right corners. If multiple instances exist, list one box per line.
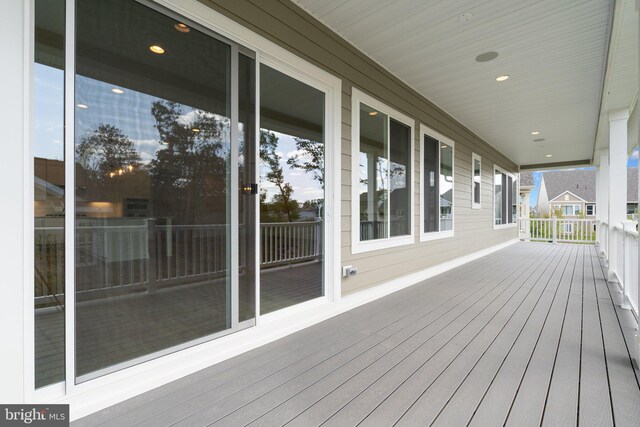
left=0, top=0, right=27, bottom=403
left=608, top=108, right=630, bottom=282
left=519, top=189, right=531, bottom=240
left=595, top=166, right=601, bottom=242
left=599, top=149, right=610, bottom=257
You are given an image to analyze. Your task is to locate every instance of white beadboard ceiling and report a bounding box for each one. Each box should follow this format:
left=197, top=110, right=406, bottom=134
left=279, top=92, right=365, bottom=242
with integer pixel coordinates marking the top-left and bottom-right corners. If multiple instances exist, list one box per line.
left=292, top=0, right=634, bottom=168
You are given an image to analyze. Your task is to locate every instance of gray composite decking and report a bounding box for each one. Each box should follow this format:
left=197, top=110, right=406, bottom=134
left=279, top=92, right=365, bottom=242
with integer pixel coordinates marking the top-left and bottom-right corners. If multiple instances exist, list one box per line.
left=73, top=243, right=640, bottom=427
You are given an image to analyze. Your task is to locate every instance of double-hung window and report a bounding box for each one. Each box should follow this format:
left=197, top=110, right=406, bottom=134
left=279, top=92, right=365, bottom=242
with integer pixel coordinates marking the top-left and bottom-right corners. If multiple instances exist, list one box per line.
left=351, top=88, right=414, bottom=253
left=420, top=125, right=455, bottom=241
left=494, top=166, right=518, bottom=227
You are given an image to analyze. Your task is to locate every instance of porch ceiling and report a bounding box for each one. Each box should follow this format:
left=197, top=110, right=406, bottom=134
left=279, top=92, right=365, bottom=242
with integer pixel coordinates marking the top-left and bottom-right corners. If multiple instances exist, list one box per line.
left=292, top=0, right=630, bottom=168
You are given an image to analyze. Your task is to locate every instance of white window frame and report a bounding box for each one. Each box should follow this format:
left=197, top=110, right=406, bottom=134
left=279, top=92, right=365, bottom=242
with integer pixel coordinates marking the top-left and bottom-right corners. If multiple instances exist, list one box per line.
left=493, top=165, right=518, bottom=229
left=351, top=87, right=415, bottom=254
left=419, top=125, right=455, bottom=242
left=586, top=204, right=595, bottom=216
left=471, top=152, right=481, bottom=209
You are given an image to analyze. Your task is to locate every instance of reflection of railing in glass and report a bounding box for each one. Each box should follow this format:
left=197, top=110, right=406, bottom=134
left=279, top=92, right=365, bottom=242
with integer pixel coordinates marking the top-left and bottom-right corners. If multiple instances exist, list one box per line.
left=261, top=221, right=322, bottom=266
left=36, top=220, right=321, bottom=300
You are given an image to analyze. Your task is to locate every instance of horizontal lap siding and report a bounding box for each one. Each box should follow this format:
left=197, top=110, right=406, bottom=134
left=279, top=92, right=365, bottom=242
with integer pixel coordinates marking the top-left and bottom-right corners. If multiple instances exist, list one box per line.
left=199, top=0, right=519, bottom=295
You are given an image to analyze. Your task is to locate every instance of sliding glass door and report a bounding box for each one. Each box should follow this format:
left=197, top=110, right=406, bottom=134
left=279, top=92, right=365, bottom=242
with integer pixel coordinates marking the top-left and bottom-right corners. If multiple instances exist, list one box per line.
left=73, top=0, right=255, bottom=381
left=33, top=0, right=332, bottom=388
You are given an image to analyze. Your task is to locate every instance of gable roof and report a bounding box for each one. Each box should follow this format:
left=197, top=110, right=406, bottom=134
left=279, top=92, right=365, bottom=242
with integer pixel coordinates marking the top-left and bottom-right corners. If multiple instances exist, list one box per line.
left=541, top=168, right=638, bottom=203
left=520, top=171, right=534, bottom=187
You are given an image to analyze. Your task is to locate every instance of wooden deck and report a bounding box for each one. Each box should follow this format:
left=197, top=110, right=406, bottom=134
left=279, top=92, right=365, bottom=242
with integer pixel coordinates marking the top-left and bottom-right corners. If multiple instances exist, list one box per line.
left=73, top=243, right=640, bottom=426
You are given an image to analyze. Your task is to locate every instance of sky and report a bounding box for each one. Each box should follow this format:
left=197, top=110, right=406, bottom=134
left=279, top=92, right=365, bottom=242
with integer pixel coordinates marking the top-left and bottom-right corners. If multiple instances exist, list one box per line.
left=528, top=146, right=639, bottom=207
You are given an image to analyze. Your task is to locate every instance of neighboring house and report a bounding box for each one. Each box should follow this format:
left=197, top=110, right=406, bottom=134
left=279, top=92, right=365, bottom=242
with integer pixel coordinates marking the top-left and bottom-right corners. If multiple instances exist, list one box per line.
left=536, top=168, right=638, bottom=218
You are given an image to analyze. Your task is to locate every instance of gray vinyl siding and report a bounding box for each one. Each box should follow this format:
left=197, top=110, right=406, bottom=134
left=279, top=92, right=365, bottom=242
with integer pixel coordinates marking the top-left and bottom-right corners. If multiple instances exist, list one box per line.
left=198, top=0, right=519, bottom=295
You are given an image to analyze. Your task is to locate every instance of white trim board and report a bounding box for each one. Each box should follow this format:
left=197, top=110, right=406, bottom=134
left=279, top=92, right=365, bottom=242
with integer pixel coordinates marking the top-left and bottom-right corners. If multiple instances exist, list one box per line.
left=63, top=237, right=519, bottom=421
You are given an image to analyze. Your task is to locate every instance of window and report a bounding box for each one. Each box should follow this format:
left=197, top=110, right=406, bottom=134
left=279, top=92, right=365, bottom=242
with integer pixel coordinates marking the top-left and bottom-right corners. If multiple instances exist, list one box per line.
left=420, top=125, right=455, bottom=240
left=586, top=204, right=595, bottom=216
left=494, top=166, right=517, bottom=227
left=561, top=204, right=581, bottom=216
left=351, top=88, right=414, bottom=253
left=563, top=223, right=574, bottom=234
left=471, top=153, right=481, bottom=209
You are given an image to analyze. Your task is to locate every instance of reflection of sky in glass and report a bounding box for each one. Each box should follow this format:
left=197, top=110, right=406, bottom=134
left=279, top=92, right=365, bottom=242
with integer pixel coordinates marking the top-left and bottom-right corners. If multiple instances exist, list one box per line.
left=259, top=130, right=324, bottom=203
left=34, top=64, right=64, bottom=160
left=440, top=145, right=453, bottom=203
left=75, top=75, right=164, bottom=164
left=358, top=153, right=390, bottom=195
left=38, top=70, right=322, bottom=202
left=75, top=75, right=231, bottom=166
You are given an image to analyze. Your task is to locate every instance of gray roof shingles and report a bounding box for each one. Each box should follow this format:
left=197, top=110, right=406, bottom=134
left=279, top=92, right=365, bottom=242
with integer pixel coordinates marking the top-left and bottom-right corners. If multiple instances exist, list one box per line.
left=541, top=168, right=638, bottom=203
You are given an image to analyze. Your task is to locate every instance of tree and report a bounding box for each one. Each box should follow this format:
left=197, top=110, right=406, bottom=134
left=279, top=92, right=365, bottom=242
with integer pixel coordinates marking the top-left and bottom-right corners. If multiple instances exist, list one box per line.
left=259, top=130, right=299, bottom=222
left=148, top=100, right=229, bottom=224
left=286, top=138, right=324, bottom=188
left=76, top=124, right=141, bottom=185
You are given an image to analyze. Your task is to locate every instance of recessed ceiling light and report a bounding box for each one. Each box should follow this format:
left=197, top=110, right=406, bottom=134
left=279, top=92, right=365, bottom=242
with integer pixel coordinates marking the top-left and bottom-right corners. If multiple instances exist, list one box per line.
left=495, top=75, right=509, bottom=82
left=531, top=131, right=540, bottom=135
left=475, top=51, right=498, bottom=63
left=545, top=154, right=553, bottom=158
left=192, top=128, right=200, bottom=133
left=533, top=138, right=545, bottom=142
left=111, top=88, right=124, bottom=94
left=76, top=103, right=88, bottom=109
left=458, top=12, right=473, bottom=23
left=149, top=45, right=165, bottom=54
left=174, top=23, right=190, bottom=33
left=368, top=111, right=378, bottom=116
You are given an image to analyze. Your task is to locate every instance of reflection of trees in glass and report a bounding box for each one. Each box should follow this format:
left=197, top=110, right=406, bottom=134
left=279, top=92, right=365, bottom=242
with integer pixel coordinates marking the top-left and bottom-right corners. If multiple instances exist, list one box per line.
left=149, top=100, right=228, bottom=223
left=287, top=138, right=324, bottom=188
left=76, top=124, right=141, bottom=184
left=260, top=130, right=299, bottom=222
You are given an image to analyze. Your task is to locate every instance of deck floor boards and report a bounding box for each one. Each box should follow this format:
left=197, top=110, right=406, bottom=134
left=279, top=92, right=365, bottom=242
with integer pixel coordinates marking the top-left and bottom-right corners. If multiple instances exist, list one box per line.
left=72, top=243, right=640, bottom=427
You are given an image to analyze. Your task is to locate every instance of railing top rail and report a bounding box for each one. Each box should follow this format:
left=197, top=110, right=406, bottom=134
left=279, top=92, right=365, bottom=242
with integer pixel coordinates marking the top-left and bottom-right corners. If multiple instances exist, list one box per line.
left=261, top=221, right=321, bottom=226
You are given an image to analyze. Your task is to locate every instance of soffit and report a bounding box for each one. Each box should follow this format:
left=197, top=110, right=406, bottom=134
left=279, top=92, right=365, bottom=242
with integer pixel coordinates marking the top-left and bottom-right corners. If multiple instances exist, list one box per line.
left=293, top=0, right=615, bottom=167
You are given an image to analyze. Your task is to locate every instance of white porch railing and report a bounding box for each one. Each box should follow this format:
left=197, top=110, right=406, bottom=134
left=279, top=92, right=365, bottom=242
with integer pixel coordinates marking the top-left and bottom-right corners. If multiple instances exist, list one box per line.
left=37, top=220, right=322, bottom=299
left=611, top=222, right=639, bottom=317
left=518, top=218, right=596, bottom=243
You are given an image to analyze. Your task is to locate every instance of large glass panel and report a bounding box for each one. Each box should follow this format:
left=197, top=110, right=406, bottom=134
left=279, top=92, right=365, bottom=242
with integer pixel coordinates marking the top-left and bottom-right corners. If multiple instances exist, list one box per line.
left=507, top=176, right=514, bottom=223
left=259, top=64, right=324, bottom=314
left=239, top=53, right=256, bottom=323
left=473, top=157, right=481, bottom=205
left=389, top=120, right=410, bottom=237
left=495, top=171, right=503, bottom=225
left=359, top=104, right=388, bottom=241
left=440, top=143, right=453, bottom=231
left=74, top=0, right=235, bottom=380
left=502, top=173, right=508, bottom=224
left=423, top=135, right=439, bottom=233
left=512, top=178, right=518, bottom=221
left=34, top=0, right=65, bottom=388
